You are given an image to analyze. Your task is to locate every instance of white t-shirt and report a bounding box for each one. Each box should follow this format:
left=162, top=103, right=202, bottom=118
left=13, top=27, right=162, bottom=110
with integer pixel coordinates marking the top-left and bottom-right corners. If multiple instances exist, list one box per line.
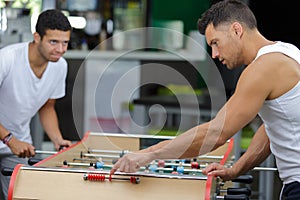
left=0, top=42, right=67, bottom=153
left=257, top=41, right=300, bottom=184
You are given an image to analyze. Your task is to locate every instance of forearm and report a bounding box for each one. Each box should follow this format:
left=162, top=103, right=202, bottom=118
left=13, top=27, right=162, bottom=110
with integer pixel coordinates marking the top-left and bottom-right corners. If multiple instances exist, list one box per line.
left=138, top=128, right=200, bottom=159
left=147, top=122, right=223, bottom=160
left=39, top=101, right=63, bottom=144
left=139, top=139, right=170, bottom=153
left=0, top=123, right=10, bottom=140
left=231, top=124, right=271, bottom=177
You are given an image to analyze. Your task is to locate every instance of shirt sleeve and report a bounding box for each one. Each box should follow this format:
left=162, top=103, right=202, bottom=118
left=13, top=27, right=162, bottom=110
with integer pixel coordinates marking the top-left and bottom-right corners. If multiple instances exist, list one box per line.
left=49, top=58, right=68, bottom=99
left=0, top=49, right=13, bottom=86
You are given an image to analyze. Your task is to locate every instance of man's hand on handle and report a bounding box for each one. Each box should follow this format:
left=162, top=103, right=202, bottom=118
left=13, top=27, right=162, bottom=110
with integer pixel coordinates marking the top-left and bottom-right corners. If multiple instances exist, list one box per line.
left=202, top=162, right=237, bottom=181
left=7, top=136, right=35, bottom=158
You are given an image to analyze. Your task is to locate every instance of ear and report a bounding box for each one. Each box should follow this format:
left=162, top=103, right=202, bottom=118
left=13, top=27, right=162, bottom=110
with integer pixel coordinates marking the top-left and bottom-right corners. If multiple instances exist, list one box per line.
left=232, top=22, right=243, bottom=38
left=33, top=32, right=41, bottom=43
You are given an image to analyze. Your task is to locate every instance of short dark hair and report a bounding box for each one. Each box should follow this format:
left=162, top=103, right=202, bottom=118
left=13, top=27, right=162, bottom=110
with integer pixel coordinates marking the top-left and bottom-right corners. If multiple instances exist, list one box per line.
left=198, top=0, right=257, bottom=35
left=35, top=9, right=72, bottom=38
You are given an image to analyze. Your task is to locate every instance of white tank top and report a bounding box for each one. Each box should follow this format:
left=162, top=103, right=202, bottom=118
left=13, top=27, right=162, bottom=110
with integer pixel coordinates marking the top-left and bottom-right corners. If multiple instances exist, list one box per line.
left=257, top=42, right=300, bottom=184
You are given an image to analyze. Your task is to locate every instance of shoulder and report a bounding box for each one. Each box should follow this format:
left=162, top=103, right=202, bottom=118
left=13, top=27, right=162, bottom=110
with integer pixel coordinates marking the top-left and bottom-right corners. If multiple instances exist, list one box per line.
left=50, top=57, right=68, bottom=69
left=0, top=43, right=28, bottom=71
left=56, top=56, right=68, bottom=66
left=59, top=57, right=68, bottom=73
left=0, top=42, right=27, bottom=54
left=234, top=55, right=276, bottom=99
left=248, top=50, right=299, bottom=79
left=0, top=43, right=27, bottom=62
left=246, top=51, right=292, bottom=77
left=238, top=51, right=300, bottom=100
left=255, top=41, right=300, bottom=65
left=48, top=57, right=68, bottom=77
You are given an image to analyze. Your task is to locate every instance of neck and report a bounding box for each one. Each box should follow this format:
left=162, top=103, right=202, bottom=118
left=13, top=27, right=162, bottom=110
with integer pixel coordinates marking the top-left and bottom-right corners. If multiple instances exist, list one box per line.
left=28, top=42, right=48, bottom=78
left=243, top=30, right=275, bottom=65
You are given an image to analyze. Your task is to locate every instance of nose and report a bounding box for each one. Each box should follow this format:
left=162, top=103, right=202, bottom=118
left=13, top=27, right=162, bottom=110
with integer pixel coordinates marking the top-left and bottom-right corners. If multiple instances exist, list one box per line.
left=211, top=47, right=219, bottom=59
left=55, top=43, right=65, bottom=53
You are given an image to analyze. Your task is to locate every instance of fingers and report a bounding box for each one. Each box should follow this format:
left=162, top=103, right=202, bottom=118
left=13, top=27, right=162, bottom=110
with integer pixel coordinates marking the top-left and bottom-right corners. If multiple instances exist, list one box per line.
left=62, top=140, right=72, bottom=147
left=202, top=162, right=223, bottom=175
left=118, top=158, right=139, bottom=173
left=28, top=145, right=36, bottom=157
left=110, top=159, right=121, bottom=175
left=110, top=156, right=128, bottom=175
left=17, top=145, right=35, bottom=158
left=56, top=140, right=72, bottom=151
left=110, top=168, right=116, bottom=175
left=202, top=162, right=233, bottom=181
left=110, top=154, right=142, bottom=175
left=208, top=170, right=232, bottom=182
left=207, top=168, right=225, bottom=177
left=8, top=137, right=36, bottom=158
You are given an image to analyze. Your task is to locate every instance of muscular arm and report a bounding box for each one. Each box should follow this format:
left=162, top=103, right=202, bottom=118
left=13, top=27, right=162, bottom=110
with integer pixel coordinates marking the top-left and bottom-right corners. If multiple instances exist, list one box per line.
left=203, top=124, right=271, bottom=180
left=39, top=99, right=72, bottom=150
left=111, top=57, right=275, bottom=174
left=233, top=124, right=271, bottom=176
left=143, top=62, right=271, bottom=157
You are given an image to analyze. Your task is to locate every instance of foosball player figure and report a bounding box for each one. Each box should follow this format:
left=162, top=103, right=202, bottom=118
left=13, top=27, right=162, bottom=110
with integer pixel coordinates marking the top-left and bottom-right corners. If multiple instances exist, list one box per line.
left=171, top=166, right=178, bottom=175
left=94, top=161, right=104, bottom=169
left=157, top=160, right=165, bottom=174
left=149, top=161, right=157, bottom=173
left=157, top=160, right=165, bottom=168
left=191, top=158, right=200, bottom=169
left=177, top=162, right=184, bottom=175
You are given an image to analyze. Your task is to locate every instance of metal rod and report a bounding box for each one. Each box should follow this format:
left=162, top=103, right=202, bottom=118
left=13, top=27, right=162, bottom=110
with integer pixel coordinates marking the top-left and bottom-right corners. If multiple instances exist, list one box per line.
left=35, top=150, right=57, bottom=155
left=88, top=149, right=130, bottom=154
left=62, top=160, right=203, bottom=174
left=198, top=155, right=224, bottom=159
left=81, top=153, right=120, bottom=159
left=64, top=162, right=92, bottom=168
left=153, top=161, right=207, bottom=168
left=252, top=167, right=278, bottom=171
left=149, top=167, right=203, bottom=173
left=85, top=149, right=223, bottom=160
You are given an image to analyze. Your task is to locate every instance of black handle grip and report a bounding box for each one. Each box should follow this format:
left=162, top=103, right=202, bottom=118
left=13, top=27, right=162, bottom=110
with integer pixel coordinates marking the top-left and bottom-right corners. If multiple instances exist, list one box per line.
left=232, top=175, right=253, bottom=184
left=28, top=158, right=42, bottom=165
left=112, top=159, right=118, bottom=164
left=224, top=194, right=249, bottom=200
left=59, top=146, right=66, bottom=151
left=227, top=187, right=251, bottom=196
left=1, top=167, right=13, bottom=176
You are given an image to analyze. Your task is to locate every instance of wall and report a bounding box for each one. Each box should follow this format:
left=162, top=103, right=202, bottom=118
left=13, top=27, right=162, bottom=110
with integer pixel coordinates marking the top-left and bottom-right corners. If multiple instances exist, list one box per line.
left=150, top=0, right=210, bottom=35
left=249, top=0, right=300, bottom=48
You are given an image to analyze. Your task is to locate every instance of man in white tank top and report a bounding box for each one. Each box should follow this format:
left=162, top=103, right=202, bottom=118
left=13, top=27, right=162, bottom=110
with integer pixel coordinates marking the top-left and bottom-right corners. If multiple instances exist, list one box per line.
left=0, top=10, right=72, bottom=199
left=110, top=0, right=300, bottom=199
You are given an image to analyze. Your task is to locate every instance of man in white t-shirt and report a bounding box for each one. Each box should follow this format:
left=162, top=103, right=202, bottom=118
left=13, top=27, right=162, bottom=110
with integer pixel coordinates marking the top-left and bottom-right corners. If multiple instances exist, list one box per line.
left=0, top=9, right=73, bottom=199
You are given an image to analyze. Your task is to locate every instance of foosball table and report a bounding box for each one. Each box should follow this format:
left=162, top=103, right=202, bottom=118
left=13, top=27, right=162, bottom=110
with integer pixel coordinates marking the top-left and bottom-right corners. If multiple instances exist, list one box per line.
left=6, top=132, right=253, bottom=200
